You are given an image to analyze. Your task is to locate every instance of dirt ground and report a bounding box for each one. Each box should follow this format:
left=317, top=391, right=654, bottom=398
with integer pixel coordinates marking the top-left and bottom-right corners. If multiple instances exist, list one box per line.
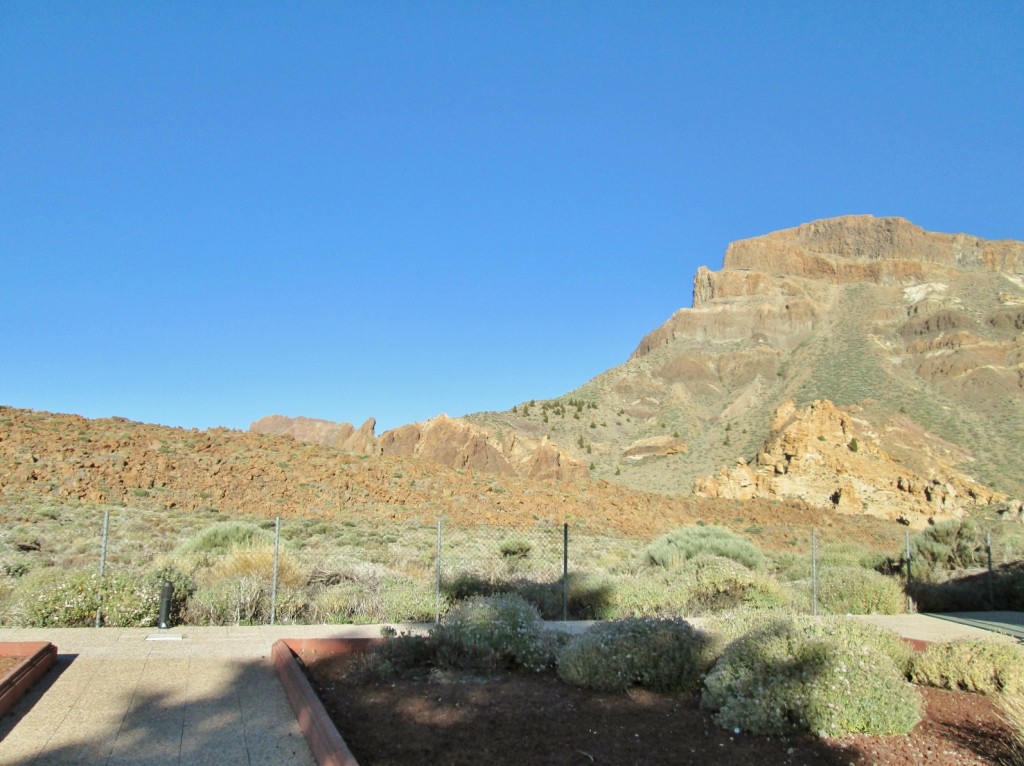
left=305, top=659, right=1014, bottom=766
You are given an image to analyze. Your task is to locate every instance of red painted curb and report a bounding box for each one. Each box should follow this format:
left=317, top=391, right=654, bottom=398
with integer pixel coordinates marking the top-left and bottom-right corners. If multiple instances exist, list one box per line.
left=0, top=641, right=58, bottom=718
left=273, top=638, right=382, bottom=766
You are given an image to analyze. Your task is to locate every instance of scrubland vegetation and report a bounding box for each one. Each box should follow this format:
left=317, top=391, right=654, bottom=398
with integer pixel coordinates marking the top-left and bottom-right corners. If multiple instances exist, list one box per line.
left=3, top=498, right=1024, bottom=629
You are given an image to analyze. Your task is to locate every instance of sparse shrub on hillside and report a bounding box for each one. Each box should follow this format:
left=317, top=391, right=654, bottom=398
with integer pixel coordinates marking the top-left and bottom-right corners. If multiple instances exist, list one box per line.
left=308, top=577, right=435, bottom=624
left=702, top=616, right=922, bottom=737
left=203, top=544, right=305, bottom=588
left=185, top=576, right=309, bottom=625
left=911, top=639, right=1024, bottom=695
left=646, top=526, right=766, bottom=571
left=773, top=543, right=889, bottom=581
left=176, top=521, right=274, bottom=556
left=557, top=617, right=710, bottom=692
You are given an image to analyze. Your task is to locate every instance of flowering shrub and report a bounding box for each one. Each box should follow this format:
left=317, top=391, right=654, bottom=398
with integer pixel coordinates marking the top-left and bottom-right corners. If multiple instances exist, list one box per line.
left=556, top=617, right=710, bottom=692
left=911, top=639, right=1024, bottom=695
left=434, top=594, right=560, bottom=671
left=702, top=616, right=922, bottom=737
left=685, top=555, right=792, bottom=613
left=9, top=567, right=191, bottom=627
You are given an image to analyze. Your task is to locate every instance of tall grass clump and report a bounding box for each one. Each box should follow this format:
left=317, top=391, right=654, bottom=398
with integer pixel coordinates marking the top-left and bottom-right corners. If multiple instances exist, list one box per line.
left=911, top=639, right=1024, bottom=695
left=702, top=616, right=921, bottom=737
left=646, top=526, right=766, bottom=571
left=557, top=617, right=710, bottom=692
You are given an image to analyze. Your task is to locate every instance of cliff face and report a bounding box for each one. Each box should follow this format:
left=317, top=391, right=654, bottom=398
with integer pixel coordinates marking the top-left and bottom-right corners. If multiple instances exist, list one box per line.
left=470, top=215, right=1024, bottom=514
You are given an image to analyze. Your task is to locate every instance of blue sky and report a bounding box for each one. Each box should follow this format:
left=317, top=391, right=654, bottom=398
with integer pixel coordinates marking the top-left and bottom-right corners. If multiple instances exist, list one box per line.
left=2, top=2, right=1022, bottom=433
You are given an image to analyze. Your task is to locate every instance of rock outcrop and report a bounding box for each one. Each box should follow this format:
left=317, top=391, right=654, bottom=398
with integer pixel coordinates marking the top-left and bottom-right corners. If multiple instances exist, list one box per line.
left=251, top=412, right=586, bottom=482
left=694, top=400, right=1004, bottom=525
left=251, top=415, right=378, bottom=454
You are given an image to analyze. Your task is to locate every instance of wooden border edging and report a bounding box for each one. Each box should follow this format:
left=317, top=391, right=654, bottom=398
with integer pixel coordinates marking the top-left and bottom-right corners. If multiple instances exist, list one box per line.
left=0, top=641, right=58, bottom=718
left=272, top=638, right=381, bottom=766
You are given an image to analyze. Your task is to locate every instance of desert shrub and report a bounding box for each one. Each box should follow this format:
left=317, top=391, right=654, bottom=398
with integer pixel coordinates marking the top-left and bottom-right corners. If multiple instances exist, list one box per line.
left=997, top=689, right=1024, bottom=762
left=908, top=519, right=988, bottom=578
left=809, top=566, right=906, bottom=615
left=702, top=616, right=922, bottom=737
left=185, top=576, right=267, bottom=625
left=499, top=539, right=532, bottom=559
left=557, top=617, right=710, bottom=692
left=433, top=594, right=558, bottom=672
left=176, top=521, right=274, bottom=556
left=911, top=639, right=1024, bottom=695
left=203, top=544, right=305, bottom=588
left=683, top=555, right=792, bottom=614
left=602, top=569, right=694, bottom=618
left=773, top=544, right=889, bottom=581
left=646, top=526, right=766, bottom=571
left=309, top=578, right=435, bottom=624
left=8, top=567, right=189, bottom=627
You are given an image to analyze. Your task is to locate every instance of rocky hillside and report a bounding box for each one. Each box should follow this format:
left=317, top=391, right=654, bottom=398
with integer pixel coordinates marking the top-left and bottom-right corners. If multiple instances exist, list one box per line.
left=463, top=216, right=1024, bottom=518
left=0, top=405, right=911, bottom=548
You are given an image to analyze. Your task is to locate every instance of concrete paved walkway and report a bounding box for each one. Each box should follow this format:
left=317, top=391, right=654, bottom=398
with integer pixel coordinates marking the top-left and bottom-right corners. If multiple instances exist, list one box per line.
left=0, top=624, right=410, bottom=766
left=0, top=615, right=1018, bottom=765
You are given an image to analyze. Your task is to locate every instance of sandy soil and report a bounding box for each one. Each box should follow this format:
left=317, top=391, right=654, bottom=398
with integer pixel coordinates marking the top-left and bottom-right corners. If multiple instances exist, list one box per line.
left=306, top=659, right=1014, bottom=766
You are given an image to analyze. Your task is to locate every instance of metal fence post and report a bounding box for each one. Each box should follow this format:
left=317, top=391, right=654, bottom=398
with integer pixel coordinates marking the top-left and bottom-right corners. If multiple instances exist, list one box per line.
left=562, top=523, right=569, bottom=622
left=95, top=509, right=110, bottom=628
left=270, top=516, right=280, bottom=625
left=987, top=531, right=995, bottom=610
left=435, top=519, right=443, bottom=624
left=906, top=530, right=913, bottom=613
left=811, top=529, right=818, bottom=617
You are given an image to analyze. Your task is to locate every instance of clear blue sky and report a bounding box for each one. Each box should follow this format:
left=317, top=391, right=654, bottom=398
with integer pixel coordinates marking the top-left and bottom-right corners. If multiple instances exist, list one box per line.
left=3, top=2, right=1022, bottom=433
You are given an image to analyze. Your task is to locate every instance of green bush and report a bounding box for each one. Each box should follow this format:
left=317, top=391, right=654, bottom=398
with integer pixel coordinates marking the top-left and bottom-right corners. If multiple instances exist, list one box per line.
left=434, top=594, right=558, bottom=672
left=908, top=519, right=988, bottom=578
left=646, top=526, right=766, bottom=571
left=811, top=566, right=906, bottom=615
left=684, top=555, right=792, bottom=613
left=911, top=639, right=1024, bottom=695
left=309, top=578, right=435, bottom=624
left=557, top=617, right=710, bottom=692
left=175, top=521, right=274, bottom=556
left=702, top=616, right=922, bottom=737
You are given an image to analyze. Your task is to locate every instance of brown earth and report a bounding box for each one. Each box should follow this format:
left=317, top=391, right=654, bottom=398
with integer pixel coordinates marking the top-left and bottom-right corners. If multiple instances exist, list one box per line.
left=305, top=659, right=1014, bottom=766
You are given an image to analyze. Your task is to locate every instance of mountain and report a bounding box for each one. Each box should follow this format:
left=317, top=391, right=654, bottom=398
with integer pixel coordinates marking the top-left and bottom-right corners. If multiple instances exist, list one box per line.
left=472, top=216, right=1024, bottom=521
left=255, top=216, right=1023, bottom=526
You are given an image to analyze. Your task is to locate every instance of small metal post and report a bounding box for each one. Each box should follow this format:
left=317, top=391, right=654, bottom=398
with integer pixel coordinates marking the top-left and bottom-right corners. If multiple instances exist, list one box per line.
left=562, top=523, right=569, bottom=622
left=158, top=580, right=174, bottom=629
left=95, top=509, right=110, bottom=628
left=270, top=516, right=280, bottom=626
left=435, top=519, right=442, bottom=624
left=987, top=532, right=995, bottom=610
left=811, top=529, right=818, bottom=617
